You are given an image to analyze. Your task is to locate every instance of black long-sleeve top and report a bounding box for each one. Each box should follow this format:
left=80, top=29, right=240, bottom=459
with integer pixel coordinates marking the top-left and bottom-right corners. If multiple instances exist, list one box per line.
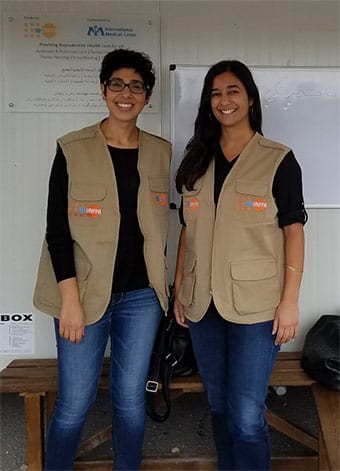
left=46, top=145, right=149, bottom=292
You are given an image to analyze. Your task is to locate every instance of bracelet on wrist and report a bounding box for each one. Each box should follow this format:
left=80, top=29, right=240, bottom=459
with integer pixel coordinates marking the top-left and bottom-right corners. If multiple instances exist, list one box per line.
left=286, top=264, right=303, bottom=273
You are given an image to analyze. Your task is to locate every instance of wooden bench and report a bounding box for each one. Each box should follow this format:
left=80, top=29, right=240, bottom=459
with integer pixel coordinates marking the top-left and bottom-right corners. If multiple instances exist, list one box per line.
left=1, top=352, right=339, bottom=471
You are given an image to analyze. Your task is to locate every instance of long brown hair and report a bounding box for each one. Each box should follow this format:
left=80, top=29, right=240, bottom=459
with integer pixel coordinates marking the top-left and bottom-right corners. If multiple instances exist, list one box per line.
left=176, top=60, right=263, bottom=193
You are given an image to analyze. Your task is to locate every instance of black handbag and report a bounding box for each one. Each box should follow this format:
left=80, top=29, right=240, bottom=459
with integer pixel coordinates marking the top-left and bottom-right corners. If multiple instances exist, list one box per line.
left=146, top=290, right=198, bottom=422
left=301, top=315, right=340, bottom=391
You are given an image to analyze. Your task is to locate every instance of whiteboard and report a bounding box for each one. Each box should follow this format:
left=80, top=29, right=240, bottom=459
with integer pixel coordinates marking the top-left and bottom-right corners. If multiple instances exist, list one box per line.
left=170, top=65, right=340, bottom=208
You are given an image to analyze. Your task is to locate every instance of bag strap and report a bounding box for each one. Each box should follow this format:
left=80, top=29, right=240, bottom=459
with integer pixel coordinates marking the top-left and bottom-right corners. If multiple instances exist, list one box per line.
left=146, top=354, right=176, bottom=422
left=146, top=287, right=178, bottom=422
left=146, top=315, right=178, bottom=422
left=146, top=320, right=166, bottom=395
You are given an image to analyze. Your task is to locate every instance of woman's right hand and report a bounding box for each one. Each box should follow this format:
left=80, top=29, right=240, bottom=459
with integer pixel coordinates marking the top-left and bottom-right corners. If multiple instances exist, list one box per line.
left=174, top=297, right=189, bottom=328
left=58, top=277, right=85, bottom=343
left=59, top=301, right=85, bottom=343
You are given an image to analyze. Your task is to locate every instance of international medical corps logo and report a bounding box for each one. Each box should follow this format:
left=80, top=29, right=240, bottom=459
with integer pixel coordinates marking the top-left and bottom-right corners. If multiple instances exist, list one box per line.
left=69, top=202, right=102, bottom=218
left=236, top=195, right=268, bottom=212
left=86, top=20, right=136, bottom=38
left=87, top=25, right=105, bottom=36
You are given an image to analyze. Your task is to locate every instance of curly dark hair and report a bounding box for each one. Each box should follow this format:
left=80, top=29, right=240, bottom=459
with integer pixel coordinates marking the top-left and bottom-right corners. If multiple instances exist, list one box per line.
left=176, top=60, right=263, bottom=193
left=99, top=48, right=155, bottom=99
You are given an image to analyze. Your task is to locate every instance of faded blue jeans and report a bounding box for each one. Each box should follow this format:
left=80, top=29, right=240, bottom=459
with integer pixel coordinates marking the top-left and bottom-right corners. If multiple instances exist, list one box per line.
left=188, top=302, right=280, bottom=471
left=44, top=288, right=162, bottom=471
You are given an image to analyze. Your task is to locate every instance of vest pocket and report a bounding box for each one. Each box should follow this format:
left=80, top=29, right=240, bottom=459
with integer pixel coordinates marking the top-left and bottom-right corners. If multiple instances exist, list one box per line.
left=182, top=181, right=203, bottom=219
left=179, top=254, right=196, bottom=307
left=70, top=183, right=107, bottom=201
left=37, top=244, right=92, bottom=308
left=148, top=175, right=169, bottom=214
left=74, top=243, right=92, bottom=302
left=69, top=183, right=107, bottom=226
left=234, top=180, right=269, bottom=222
left=35, top=244, right=62, bottom=309
left=236, top=180, right=268, bottom=196
left=230, top=258, right=280, bottom=315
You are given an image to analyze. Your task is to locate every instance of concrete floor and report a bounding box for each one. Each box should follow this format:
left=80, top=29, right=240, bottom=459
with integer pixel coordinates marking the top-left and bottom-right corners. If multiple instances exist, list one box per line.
left=0, top=387, right=318, bottom=470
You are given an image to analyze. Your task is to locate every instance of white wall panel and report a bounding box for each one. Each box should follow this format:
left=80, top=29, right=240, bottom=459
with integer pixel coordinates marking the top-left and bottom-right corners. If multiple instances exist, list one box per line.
left=1, top=0, right=339, bottom=369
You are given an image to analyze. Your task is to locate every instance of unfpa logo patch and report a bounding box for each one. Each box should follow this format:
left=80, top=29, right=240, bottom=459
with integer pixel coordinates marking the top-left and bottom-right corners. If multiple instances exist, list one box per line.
left=69, top=203, right=102, bottom=218
left=184, top=197, right=199, bottom=211
left=151, top=193, right=168, bottom=206
left=236, top=196, right=268, bottom=212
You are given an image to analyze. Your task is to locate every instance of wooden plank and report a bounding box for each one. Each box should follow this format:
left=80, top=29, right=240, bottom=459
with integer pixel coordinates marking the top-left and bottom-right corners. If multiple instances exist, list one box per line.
left=0, top=378, right=58, bottom=393
left=271, top=456, right=318, bottom=471
left=313, top=384, right=340, bottom=471
left=276, top=352, right=303, bottom=360
left=22, top=393, right=43, bottom=471
left=269, top=370, right=315, bottom=386
left=0, top=367, right=57, bottom=378
left=78, top=426, right=112, bottom=456
left=273, top=359, right=305, bottom=369
left=1, top=351, right=302, bottom=371
left=1, top=372, right=315, bottom=393
left=142, top=457, right=216, bottom=470
left=0, top=351, right=311, bottom=393
left=73, top=456, right=317, bottom=471
left=74, top=460, right=114, bottom=471
left=318, top=427, right=331, bottom=471
left=266, top=410, right=318, bottom=452
left=5, top=359, right=57, bottom=368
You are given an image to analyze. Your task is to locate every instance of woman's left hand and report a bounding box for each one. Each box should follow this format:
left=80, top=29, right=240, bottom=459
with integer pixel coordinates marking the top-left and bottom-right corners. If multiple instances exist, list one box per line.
left=173, top=297, right=189, bottom=328
left=272, top=300, right=299, bottom=345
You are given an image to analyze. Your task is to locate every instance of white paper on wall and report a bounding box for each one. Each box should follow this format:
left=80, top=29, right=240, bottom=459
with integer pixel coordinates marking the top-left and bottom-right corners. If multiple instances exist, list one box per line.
left=3, top=12, right=160, bottom=113
left=0, top=313, right=35, bottom=354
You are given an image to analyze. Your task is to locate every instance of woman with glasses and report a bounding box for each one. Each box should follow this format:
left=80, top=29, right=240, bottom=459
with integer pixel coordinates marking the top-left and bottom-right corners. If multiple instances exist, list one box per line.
left=174, top=60, right=307, bottom=470
left=34, top=49, right=171, bottom=470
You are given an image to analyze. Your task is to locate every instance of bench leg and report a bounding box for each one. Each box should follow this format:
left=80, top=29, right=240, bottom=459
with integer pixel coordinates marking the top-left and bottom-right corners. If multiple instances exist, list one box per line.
left=313, top=383, right=340, bottom=471
left=45, top=391, right=56, bottom=425
left=318, top=426, right=330, bottom=471
left=21, top=392, right=44, bottom=471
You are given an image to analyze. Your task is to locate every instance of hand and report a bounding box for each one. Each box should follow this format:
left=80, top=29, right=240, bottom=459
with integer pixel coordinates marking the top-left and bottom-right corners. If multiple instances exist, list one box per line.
left=272, top=300, right=299, bottom=345
left=59, top=300, right=85, bottom=344
left=173, top=297, right=189, bottom=328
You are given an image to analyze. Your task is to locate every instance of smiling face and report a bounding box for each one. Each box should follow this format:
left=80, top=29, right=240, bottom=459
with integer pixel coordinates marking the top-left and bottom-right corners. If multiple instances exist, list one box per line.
left=101, top=67, right=148, bottom=124
left=210, top=71, right=253, bottom=130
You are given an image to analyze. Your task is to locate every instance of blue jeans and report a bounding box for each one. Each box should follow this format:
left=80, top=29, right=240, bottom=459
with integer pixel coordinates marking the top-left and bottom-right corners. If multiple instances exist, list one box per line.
left=188, top=303, right=280, bottom=471
left=44, top=288, right=162, bottom=471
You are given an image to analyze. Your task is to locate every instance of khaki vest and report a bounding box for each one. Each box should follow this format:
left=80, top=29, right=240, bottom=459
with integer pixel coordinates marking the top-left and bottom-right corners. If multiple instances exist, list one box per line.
left=33, top=122, right=171, bottom=324
left=179, top=133, right=290, bottom=324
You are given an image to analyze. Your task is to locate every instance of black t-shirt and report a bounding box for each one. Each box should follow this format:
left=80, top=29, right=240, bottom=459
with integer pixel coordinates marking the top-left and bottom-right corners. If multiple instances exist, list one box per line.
left=179, top=145, right=308, bottom=227
left=46, top=145, right=149, bottom=292
left=109, top=147, right=149, bottom=292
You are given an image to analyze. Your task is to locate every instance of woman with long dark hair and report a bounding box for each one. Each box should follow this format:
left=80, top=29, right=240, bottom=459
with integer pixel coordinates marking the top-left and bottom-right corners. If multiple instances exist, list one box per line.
left=174, top=60, right=307, bottom=470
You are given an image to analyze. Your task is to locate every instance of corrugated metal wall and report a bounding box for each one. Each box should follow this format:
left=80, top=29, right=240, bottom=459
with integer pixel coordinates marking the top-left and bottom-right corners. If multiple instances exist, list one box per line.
left=1, top=0, right=339, bottom=368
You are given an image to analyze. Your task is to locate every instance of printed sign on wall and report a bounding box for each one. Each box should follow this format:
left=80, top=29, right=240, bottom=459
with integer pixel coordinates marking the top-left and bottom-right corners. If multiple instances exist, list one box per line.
left=3, top=12, right=160, bottom=112
left=0, top=313, right=35, bottom=354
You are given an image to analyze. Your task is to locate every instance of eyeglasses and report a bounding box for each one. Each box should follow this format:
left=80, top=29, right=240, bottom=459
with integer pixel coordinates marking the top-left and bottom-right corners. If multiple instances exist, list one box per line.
left=105, top=78, right=146, bottom=94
